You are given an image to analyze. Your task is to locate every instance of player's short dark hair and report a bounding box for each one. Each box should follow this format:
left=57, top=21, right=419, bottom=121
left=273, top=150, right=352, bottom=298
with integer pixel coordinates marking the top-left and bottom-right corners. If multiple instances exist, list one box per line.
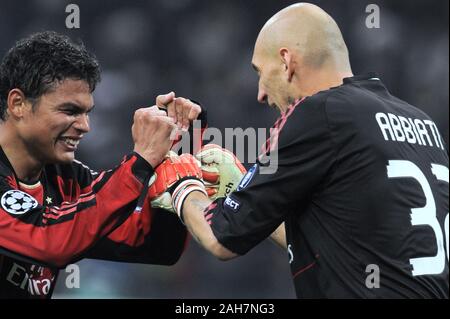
left=0, top=31, right=101, bottom=120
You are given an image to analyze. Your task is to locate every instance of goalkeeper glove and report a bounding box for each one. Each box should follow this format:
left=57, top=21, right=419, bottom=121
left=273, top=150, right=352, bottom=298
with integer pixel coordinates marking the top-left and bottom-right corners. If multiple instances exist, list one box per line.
left=148, top=151, right=207, bottom=218
left=195, top=144, right=246, bottom=200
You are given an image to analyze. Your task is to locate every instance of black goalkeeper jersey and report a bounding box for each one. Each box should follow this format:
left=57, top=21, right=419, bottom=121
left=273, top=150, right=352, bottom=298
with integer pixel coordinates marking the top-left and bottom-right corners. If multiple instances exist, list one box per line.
left=208, top=73, right=449, bottom=298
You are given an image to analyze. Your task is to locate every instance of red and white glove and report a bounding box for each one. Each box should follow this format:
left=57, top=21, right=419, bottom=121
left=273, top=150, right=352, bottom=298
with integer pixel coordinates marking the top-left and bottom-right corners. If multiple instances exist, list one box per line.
left=148, top=151, right=207, bottom=218
left=195, top=144, right=247, bottom=200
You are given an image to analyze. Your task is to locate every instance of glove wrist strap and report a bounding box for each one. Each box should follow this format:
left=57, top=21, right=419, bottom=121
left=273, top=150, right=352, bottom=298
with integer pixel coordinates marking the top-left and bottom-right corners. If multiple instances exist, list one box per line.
left=172, top=179, right=207, bottom=223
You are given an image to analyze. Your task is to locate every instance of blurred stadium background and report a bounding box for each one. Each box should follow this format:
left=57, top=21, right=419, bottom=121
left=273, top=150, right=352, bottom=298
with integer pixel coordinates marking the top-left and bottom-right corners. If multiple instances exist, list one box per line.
left=0, top=0, right=448, bottom=298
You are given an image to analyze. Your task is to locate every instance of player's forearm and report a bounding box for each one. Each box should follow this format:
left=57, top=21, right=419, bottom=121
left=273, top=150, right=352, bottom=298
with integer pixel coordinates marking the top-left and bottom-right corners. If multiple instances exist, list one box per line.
left=270, top=223, right=287, bottom=249
left=182, top=192, right=237, bottom=260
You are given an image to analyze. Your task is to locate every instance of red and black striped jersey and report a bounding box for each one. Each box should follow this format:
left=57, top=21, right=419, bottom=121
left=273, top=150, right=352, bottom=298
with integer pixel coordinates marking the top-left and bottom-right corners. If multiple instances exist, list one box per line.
left=0, top=148, right=188, bottom=298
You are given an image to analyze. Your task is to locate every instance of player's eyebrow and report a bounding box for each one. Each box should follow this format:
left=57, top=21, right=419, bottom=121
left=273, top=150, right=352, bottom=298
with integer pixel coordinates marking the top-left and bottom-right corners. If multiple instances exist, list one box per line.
left=87, top=105, right=95, bottom=113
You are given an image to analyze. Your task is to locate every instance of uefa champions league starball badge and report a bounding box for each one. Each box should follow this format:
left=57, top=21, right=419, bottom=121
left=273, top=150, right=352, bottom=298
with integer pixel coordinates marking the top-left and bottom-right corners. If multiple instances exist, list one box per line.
left=1, top=190, right=38, bottom=215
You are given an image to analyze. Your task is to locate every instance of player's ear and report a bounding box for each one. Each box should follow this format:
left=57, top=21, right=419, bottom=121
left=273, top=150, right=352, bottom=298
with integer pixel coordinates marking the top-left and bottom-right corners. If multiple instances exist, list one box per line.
left=7, top=89, right=28, bottom=119
left=279, top=48, right=296, bottom=82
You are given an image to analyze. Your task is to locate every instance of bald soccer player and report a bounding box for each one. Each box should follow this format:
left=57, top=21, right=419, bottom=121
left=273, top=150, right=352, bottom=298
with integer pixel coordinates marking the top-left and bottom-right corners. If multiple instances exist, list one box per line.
left=158, top=3, right=449, bottom=298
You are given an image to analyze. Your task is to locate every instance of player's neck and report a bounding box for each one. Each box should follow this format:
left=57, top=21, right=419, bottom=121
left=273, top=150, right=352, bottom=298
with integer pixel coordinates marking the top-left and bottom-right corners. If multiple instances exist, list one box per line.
left=300, top=68, right=353, bottom=97
left=0, top=124, right=43, bottom=183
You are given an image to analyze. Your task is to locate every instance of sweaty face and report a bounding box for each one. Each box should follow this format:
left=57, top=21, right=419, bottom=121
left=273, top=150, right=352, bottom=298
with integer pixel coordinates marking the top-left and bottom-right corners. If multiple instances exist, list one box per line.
left=19, top=79, right=94, bottom=164
left=252, top=48, right=292, bottom=113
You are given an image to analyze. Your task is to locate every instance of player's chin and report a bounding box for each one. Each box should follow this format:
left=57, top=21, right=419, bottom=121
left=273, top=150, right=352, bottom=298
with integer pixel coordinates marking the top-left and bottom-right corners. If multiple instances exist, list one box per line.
left=53, top=140, right=77, bottom=163
left=272, top=103, right=284, bottom=113
left=267, top=99, right=282, bottom=111
left=54, top=150, right=75, bottom=164
left=268, top=102, right=278, bottom=110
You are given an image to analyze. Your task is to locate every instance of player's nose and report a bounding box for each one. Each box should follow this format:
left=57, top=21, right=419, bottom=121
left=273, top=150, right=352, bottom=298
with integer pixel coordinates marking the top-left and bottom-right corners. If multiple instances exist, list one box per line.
left=74, top=113, right=90, bottom=133
left=257, top=87, right=268, bottom=104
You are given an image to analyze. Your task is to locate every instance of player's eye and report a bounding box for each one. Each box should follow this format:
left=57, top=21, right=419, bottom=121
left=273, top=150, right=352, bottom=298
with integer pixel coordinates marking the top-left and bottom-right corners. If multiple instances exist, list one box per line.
left=62, top=109, right=77, bottom=115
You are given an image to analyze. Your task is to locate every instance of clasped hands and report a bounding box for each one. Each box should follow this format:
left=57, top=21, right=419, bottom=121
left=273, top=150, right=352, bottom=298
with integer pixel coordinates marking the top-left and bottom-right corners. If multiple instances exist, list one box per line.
left=136, top=92, right=246, bottom=219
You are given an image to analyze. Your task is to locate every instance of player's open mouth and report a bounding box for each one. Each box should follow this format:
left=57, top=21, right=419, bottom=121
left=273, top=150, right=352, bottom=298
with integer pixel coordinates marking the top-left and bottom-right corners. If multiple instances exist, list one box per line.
left=59, top=137, right=81, bottom=150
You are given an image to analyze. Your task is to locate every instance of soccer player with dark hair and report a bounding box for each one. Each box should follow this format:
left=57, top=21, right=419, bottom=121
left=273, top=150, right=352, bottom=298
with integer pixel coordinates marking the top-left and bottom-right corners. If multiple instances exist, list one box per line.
left=0, top=31, right=204, bottom=298
left=157, top=3, right=449, bottom=298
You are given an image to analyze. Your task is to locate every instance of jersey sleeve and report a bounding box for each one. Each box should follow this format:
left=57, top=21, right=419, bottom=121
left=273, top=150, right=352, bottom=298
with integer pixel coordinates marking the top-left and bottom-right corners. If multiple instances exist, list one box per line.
left=208, top=96, right=337, bottom=255
left=84, top=205, right=188, bottom=266
left=0, top=153, right=153, bottom=268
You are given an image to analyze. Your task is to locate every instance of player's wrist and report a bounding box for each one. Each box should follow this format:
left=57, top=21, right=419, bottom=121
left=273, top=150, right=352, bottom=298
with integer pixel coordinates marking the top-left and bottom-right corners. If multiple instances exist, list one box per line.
left=130, top=152, right=156, bottom=184
left=133, top=149, right=163, bottom=169
left=171, top=179, right=207, bottom=222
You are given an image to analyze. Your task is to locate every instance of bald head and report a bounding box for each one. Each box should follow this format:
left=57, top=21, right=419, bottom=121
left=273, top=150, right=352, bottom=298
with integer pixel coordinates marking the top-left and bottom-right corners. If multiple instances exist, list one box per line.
left=255, top=3, right=351, bottom=71
left=252, top=3, right=353, bottom=111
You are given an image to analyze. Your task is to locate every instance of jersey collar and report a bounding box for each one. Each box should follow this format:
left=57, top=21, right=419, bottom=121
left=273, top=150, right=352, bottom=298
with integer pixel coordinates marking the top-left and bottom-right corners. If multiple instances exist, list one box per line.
left=343, top=72, right=380, bottom=84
